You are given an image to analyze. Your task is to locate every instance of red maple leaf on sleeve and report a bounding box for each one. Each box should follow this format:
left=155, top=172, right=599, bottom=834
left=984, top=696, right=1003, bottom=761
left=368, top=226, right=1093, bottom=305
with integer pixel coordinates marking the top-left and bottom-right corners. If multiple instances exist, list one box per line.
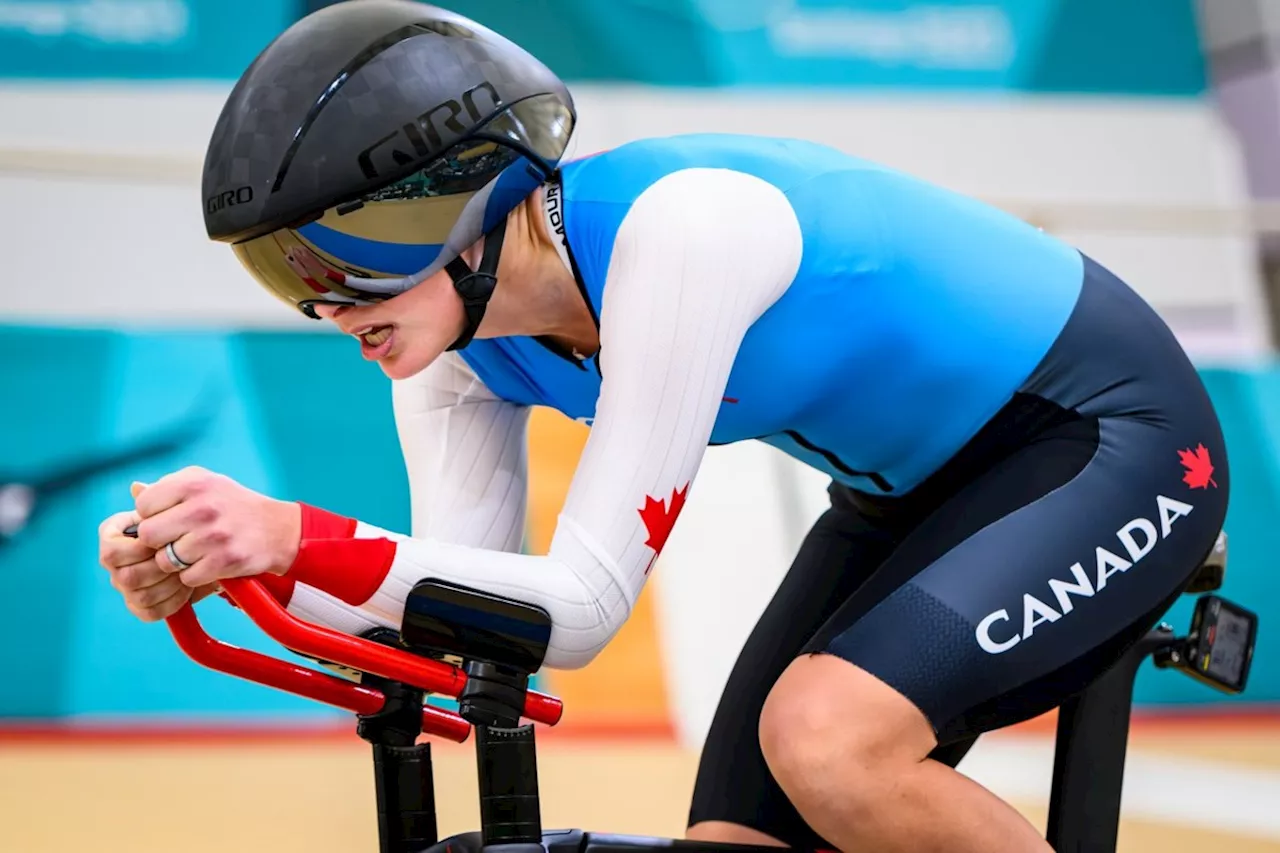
left=638, top=483, right=690, bottom=572
left=1178, top=443, right=1217, bottom=489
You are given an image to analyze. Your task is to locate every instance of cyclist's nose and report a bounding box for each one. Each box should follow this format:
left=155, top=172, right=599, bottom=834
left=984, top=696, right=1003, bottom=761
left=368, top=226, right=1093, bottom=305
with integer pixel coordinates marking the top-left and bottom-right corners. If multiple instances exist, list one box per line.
left=310, top=304, right=351, bottom=322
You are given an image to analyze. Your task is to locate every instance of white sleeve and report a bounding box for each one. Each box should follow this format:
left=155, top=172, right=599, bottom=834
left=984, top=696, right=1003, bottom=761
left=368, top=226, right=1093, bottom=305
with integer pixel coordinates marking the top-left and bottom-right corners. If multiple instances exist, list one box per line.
left=282, top=351, right=529, bottom=633
left=312, top=170, right=802, bottom=669
left=390, top=351, right=528, bottom=550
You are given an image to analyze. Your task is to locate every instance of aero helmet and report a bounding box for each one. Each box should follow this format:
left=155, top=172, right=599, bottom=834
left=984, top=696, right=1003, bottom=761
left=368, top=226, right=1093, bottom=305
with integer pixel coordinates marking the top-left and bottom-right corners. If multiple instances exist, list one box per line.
left=202, top=0, right=576, bottom=349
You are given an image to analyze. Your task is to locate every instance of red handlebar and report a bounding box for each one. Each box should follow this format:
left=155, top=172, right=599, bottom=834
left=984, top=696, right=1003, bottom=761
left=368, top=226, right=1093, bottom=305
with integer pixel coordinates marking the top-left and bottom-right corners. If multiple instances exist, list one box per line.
left=168, top=606, right=473, bottom=742
left=164, top=576, right=564, bottom=737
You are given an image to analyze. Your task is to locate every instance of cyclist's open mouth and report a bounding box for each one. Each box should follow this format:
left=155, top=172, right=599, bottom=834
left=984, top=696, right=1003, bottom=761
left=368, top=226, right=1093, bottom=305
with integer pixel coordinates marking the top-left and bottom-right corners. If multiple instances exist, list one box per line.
left=358, top=325, right=395, bottom=361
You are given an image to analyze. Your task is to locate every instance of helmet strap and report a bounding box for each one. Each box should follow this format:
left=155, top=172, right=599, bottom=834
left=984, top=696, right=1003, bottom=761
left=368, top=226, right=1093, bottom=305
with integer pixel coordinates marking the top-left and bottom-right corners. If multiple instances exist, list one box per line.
left=444, top=217, right=507, bottom=352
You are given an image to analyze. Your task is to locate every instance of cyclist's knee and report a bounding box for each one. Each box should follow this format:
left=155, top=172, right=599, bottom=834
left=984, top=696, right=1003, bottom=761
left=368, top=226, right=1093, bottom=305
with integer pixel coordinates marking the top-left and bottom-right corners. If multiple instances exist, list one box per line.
left=759, top=654, right=936, bottom=810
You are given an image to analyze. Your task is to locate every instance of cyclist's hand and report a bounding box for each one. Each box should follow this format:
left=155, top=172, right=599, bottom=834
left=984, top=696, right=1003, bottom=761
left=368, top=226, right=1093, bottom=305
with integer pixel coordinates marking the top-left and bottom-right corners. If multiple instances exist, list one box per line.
left=131, top=467, right=302, bottom=589
left=97, top=505, right=216, bottom=621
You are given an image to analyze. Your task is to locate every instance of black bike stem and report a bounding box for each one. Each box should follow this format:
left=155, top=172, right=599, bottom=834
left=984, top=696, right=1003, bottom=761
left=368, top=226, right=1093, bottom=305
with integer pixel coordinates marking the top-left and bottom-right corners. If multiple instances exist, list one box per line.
left=358, top=673, right=439, bottom=853
left=455, top=660, right=545, bottom=847
left=372, top=741, right=438, bottom=853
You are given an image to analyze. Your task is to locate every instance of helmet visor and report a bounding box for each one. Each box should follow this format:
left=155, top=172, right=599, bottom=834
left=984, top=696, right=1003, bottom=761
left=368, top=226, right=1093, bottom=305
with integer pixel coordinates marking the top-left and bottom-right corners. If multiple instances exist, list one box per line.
left=232, top=139, right=519, bottom=313
left=230, top=94, right=575, bottom=316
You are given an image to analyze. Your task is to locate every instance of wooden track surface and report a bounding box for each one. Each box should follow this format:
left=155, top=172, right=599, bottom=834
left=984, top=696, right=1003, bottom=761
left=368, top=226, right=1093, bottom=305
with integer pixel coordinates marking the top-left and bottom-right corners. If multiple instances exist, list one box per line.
left=2, top=735, right=1278, bottom=853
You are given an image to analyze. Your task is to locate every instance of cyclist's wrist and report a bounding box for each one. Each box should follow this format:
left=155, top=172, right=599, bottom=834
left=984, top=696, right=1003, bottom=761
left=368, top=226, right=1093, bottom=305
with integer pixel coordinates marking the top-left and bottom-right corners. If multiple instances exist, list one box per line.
left=264, top=498, right=303, bottom=576
left=271, top=502, right=354, bottom=577
left=297, top=502, right=359, bottom=541
left=276, top=504, right=396, bottom=606
left=272, top=502, right=360, bottom=576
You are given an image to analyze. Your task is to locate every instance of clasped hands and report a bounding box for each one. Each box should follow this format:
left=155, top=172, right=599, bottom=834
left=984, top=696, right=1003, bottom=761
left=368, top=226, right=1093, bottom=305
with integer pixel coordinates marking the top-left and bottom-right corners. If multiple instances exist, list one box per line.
left=97, top=467, right=302, bottom=622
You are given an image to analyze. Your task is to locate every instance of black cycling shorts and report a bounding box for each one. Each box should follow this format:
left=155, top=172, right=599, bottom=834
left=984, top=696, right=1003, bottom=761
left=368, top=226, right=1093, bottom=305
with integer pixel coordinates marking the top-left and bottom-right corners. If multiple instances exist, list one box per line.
left=688, top=256, right=1230, bottom=848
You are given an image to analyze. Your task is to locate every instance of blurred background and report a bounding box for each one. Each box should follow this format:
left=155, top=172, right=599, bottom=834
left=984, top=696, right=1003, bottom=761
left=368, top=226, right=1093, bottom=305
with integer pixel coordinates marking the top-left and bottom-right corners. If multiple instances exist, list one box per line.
left=2, top=0, right=1280, bottom=850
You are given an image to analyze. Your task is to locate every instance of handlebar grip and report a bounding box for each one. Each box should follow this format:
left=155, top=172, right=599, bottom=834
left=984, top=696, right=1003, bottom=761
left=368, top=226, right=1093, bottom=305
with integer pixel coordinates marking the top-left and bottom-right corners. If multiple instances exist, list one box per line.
left=420, top=704, right=474, bottom=742
left=523, top=690, right=564, bottom=725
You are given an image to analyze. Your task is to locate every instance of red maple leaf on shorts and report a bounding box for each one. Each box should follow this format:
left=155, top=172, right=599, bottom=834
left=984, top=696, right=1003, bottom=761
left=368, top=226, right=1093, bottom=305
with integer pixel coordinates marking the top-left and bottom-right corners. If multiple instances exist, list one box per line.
left=1178, top=443, right=1217, bottom=489
left=638, top=483, right=689, bottom=574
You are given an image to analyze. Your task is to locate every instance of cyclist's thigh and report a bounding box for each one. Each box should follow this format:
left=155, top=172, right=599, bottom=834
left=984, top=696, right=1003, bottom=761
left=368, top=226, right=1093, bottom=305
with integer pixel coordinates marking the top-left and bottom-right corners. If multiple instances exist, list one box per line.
left=818, top=409, right=1228, bottom=743
left=688, top=504, right=898, bottom=849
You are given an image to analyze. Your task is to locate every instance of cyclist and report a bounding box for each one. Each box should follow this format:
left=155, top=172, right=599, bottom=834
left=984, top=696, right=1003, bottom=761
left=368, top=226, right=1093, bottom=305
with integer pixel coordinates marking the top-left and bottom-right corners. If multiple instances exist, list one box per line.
left=97, top=3, right=1230, bottom=852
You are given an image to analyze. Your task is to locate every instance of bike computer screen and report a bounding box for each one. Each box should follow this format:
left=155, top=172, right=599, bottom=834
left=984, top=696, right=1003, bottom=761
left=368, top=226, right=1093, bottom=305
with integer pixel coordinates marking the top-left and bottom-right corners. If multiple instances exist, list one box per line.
left=1206, top=605, right=1252, bottom=686
left=1188, top=596, right=1258, bottom=694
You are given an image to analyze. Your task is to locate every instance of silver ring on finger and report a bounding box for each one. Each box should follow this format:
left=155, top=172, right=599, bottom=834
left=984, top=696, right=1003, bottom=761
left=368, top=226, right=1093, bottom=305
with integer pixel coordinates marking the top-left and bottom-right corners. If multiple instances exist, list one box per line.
left=165, top=541, right=193, bottom=571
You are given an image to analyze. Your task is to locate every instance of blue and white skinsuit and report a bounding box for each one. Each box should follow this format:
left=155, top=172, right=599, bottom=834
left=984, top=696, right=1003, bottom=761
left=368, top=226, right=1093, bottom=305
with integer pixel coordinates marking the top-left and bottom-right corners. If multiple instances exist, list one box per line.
left=282, top=134, right=1228, bottom=844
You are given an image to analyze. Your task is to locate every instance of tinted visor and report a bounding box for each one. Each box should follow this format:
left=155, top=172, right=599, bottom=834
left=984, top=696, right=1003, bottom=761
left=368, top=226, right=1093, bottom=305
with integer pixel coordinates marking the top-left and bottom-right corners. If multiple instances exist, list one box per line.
left=231, top=94, right=575, bottom=315
left=233, top=140, right=519, bottom=311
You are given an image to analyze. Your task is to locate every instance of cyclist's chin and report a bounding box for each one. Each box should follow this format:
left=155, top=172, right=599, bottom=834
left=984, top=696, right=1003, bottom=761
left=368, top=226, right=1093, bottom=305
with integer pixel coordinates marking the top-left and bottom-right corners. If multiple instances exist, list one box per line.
left=376, top=339, right=445, bottom=381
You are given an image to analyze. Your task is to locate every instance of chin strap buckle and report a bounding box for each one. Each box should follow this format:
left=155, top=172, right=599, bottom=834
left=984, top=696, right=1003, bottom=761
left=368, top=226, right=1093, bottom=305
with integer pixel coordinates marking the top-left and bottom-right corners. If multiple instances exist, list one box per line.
left=445, top=218, right=508, bottom=352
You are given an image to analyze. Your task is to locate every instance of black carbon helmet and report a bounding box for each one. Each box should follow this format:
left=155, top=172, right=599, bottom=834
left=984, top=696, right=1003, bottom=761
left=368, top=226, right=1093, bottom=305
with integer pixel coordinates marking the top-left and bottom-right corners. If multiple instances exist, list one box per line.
left=203, top=0, right=576, bottom=348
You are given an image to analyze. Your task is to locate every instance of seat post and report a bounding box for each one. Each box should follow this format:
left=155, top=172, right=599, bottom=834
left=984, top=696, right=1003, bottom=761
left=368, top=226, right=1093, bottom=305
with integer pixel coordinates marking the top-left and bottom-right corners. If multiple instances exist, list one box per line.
left=1045, top=627, right=1173, bottom=852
